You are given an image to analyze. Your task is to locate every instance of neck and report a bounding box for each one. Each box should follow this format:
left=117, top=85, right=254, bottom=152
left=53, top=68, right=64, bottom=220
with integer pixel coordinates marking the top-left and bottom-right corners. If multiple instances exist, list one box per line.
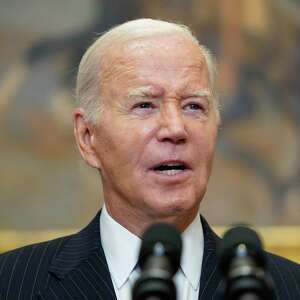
left=104, top=201, right=199, bottom=237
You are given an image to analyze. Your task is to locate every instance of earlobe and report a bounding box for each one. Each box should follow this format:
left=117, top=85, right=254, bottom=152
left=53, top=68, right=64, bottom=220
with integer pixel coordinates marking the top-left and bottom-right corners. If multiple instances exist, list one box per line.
left=73, top=108, right=101, bottom=169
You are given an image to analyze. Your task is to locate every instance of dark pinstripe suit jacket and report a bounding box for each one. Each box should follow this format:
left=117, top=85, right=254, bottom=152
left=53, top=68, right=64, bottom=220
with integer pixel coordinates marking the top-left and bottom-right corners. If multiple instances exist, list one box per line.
left=1, top=212, right=300, bottom=300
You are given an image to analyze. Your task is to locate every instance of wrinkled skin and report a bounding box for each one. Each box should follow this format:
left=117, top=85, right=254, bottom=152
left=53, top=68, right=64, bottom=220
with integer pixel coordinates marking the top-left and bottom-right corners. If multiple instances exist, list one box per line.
left=74, top=34, right=219, bottom=236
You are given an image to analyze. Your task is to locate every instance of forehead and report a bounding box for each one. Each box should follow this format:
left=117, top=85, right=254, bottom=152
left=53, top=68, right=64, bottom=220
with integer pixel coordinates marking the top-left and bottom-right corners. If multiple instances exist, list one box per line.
left=101, top=34, right=209, bottom=92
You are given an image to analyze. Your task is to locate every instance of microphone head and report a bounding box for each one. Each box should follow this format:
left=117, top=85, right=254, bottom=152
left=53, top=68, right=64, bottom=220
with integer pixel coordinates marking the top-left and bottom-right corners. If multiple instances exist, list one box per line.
left=138, top=223, right=182, bottom=275
left=218, top=226, right=265, bottom=273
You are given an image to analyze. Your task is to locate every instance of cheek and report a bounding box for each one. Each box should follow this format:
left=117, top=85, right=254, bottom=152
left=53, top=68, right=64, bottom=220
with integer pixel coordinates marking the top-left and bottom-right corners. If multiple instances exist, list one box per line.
left=99, top=121, right=155, bottom=167
left=196, top=127, right=216, bottom=146
left=194, top=129, right=217, bottom=164
left=119, top=119, right=158, bottom=150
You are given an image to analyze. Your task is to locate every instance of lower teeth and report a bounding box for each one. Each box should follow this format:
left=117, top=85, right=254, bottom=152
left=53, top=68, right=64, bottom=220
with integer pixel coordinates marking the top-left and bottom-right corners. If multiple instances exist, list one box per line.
left=157, top=169, right=183, bottom=176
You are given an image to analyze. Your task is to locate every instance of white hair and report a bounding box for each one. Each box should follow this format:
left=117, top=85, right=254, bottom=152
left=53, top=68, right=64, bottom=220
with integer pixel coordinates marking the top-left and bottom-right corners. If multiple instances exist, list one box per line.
left=76, top=18, right=219, bottom=123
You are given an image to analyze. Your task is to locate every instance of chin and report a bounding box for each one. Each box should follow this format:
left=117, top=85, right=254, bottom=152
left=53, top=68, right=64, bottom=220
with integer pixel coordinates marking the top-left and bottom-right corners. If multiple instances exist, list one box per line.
left=147, top=194, right=199, bottom=219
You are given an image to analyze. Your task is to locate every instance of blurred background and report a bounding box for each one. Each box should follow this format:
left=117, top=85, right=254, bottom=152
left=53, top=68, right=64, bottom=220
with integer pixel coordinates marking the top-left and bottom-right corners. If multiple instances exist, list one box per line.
left=0, top=0, right=300, bottom=234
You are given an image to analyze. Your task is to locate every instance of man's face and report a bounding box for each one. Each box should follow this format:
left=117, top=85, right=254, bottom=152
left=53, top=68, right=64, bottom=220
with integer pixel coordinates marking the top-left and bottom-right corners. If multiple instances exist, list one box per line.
left=86, top=35, right=218, bottom=230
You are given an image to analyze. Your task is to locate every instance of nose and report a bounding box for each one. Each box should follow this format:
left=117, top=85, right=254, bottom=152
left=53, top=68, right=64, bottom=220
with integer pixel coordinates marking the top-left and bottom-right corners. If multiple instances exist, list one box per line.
left=156, top=104, right=187, bottom=144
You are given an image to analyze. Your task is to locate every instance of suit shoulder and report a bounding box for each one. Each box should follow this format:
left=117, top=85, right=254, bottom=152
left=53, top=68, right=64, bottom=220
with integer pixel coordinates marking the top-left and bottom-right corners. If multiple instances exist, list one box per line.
left=0, top=234, right=73, bottom=297
left=266, top=251, right=300, bottom=272
left=266, top=252, right=300, bottom=298
left=0, top=234, right=71, bottom=263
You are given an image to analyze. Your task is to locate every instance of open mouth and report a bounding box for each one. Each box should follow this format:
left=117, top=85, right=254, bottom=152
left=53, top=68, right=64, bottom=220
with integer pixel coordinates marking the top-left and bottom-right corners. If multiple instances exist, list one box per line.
left=151, top=162, right=189, bottom=176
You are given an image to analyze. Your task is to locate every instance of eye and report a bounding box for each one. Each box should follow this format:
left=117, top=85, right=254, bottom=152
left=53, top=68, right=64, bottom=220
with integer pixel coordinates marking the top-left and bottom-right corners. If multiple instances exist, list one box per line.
left=131, top=101, right=157, bottom=116
left=184, top=103, right=202, bottom=110
left=136, top=102, right=153, bottom=109
left=183, top=102, right=205, bottom=112
left=133, top=102, right=155, bottom=110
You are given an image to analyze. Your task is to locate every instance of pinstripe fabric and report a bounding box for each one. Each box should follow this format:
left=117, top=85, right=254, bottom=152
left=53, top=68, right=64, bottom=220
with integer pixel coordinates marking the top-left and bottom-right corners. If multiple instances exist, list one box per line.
left=199, top=217, right=300, bottom=300
left=0, top=213, right=300, bottom=299
left=198, top=218, right=223, bottom=299
left=0, top=212, right=116, bottom=300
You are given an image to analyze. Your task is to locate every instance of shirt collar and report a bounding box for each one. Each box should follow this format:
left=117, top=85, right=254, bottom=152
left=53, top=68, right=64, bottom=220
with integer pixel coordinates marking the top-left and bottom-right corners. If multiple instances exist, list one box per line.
left=100, top=205, right=204, bottom=290
left=100, top=204, right=141, bottom=289
left=180, top=213, right=204, bottom=290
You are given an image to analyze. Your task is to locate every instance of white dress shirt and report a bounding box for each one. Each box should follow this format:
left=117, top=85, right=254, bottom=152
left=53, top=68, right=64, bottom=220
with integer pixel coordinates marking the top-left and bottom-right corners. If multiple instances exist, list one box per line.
left=100, top=204, right=204, bottom=300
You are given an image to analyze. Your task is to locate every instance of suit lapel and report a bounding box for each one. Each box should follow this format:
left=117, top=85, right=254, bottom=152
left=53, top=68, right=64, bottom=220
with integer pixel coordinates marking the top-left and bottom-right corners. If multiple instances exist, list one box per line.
left=37, top=213, right=223, bottom=299
left=37, top=212, right=117, bottom=300
left=198, top=216, right=223, bottom=300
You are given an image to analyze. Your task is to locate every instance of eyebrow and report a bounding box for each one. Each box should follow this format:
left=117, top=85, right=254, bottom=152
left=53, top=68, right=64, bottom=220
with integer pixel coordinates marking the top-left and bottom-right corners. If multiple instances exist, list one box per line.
left=127, top=87, right=212, bottom=102
left=188, top=89, right=211, bottom=98
left=127, top=86, right=156, bottom=98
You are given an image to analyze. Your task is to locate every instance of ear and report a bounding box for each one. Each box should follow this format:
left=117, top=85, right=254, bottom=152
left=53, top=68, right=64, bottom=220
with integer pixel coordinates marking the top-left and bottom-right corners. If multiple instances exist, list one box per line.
left=73, top=108, right=101, bottom=169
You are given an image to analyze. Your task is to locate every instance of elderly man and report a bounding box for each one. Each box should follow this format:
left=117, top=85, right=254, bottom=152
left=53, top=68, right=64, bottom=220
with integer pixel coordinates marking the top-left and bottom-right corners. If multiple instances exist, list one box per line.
left=0, top=19, right=299, bottom=300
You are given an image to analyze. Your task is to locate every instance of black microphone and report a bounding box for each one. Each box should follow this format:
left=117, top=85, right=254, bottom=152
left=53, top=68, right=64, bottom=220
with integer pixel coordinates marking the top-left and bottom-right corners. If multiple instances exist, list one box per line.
left=218, top=226, right=274, bottom=300
left=132, top=223, right=182, bottom=300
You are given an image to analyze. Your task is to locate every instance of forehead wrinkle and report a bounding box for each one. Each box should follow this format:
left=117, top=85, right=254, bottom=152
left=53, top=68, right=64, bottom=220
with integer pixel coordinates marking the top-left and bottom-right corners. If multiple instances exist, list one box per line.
left=176, top=63, right=208, bottom=85
left=102, top=62, right=135, bottom=86
left=183, top=64, right=208, bottom=80
left=100, top=47, right=137, bottom=88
